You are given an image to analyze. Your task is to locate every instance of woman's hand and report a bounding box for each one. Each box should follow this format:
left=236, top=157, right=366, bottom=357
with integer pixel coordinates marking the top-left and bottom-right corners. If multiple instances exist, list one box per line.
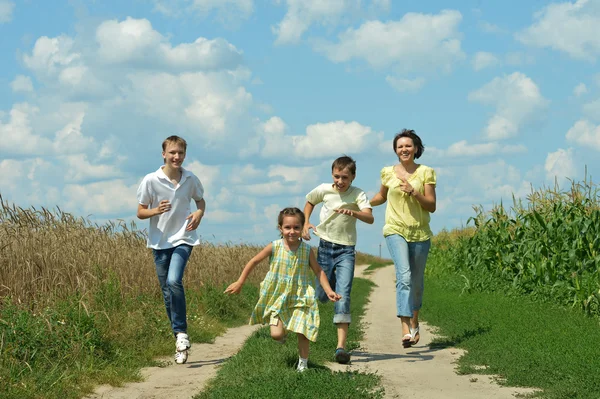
left=399, top=178, right=415, bottom=196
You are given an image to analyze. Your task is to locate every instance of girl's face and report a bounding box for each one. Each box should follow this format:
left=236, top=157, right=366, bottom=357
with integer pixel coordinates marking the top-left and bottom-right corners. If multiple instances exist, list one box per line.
left=395, top=137, right=415, bottom=162
left=279, top=215, right=302, bottom=243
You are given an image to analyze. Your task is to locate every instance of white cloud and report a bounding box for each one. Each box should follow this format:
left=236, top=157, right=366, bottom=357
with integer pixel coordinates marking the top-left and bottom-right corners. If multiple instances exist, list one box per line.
left=516, top=0, right=600, bottom=61
left=472, top=52, right=499, bottom=71
left=63, top=180, right=139, bottom=216
left=0, top=0, right=14, bottom=24
left=185, top=160, right=221, bottom=196
left=272, top=0, right=392, bottom=45
left=314, top=10, right=464, bottom=73
left=583, top=98, right=600, bottom=120
left=259, top=118, right=382, bottom=159
left=52, top=112, right=95, bottom=154
left=573, top=83, right=588, bottom=97
left=11, top=75, right=33, bottom=93
left=468, top=72, right=548, bottom=141
left=0, top=103, right=53, bottom=156
left=428, top=140, right=527, bottom=158
left=62, top=155, right=122, bottom=183
left=96, top=18, right=243, bottom=71
left=152, top=0, right=253, bottom=20
left=23, top=35, right=81, bottom=79
left=566, top=119, right=600, bottom=151
left=268, top=164, right=321, bottom=186
left=545, top=148, right=576, bottom=182
left=230, top=164, right=264, bottom=184
left=123, top=70, right=254, bottom=142
left=385, top=76, right=425, bottom=92
left=504, top=52, right=535, bottom=66
left=478, top=21, right=505, bottom=34
left=273, top=0, right=356, bottom=45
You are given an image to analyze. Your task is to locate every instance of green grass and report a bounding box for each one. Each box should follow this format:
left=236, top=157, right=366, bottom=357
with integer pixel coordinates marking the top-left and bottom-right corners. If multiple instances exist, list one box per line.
left=195, top=277, right=383, bottom=399
left=0, top=284, right=259, bottom=399
left=362, top=261, right=391, bottom=276
left=422, top=273, right=600, bottom=399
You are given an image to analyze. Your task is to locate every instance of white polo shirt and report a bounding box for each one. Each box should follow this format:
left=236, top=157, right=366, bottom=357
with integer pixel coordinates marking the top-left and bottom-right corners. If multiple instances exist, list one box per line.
left=137, top=166, right=204, bottom=249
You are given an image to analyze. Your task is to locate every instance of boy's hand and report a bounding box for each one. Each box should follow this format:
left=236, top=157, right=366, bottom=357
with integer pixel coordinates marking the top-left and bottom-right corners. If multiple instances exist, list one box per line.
left=327, top=291, right=342, bottom=302
left=302, top=224, right=316, bottom=240
left=157, top=200, right=171, bottom=215
left=224, top=281, right=243, bottom=295
left=185, top=210, right=204, bottom=231
left=334, top=208, right=355, bottom=217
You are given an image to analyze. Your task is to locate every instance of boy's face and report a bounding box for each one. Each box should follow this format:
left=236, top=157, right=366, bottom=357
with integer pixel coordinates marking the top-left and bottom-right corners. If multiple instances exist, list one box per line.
left=332, top=167, right=354, bottom=193
left=162, top=143, right=186, bottom=169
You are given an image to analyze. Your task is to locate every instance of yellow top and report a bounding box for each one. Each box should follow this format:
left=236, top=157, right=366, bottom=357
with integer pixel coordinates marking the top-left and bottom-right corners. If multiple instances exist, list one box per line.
left=380, top=165, right=436, bottom=242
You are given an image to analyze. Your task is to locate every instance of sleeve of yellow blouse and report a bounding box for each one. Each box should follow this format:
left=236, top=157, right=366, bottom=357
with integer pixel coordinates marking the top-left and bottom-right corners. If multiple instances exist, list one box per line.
left=380, top=167, right=390, bottom=187
left=424, top=166, right=437, bottom=186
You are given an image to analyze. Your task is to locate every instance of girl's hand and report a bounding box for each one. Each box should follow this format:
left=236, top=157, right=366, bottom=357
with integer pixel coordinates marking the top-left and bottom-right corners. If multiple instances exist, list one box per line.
left=224, top=281, right=243, bottom=295
left=327, top=291, right=342, bottom=302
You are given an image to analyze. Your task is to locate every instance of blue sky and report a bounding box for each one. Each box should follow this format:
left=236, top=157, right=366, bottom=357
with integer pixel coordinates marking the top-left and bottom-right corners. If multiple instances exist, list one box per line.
left=1, top=0, right=599, bottom=257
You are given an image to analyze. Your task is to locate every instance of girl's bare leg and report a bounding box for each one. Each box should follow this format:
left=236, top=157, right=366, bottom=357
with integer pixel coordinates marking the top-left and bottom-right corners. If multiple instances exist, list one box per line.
left=297, top=333, right=310, bottom=359
left=270, top=319, right=286, bottom=342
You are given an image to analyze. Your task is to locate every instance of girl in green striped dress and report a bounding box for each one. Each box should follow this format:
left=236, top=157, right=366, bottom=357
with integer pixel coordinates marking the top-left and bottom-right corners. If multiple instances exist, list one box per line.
left=225, top=207, right=341, bottom=372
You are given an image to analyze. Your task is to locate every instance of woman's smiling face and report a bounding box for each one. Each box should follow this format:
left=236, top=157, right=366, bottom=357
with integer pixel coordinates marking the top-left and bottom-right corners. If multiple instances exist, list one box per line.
left=395, top=137, right=415, bottom=162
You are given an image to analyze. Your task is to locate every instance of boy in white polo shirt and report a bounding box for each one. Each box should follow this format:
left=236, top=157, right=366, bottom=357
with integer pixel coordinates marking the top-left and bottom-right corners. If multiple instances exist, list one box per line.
left=137, top=135, right=206, bottom=365
left=302, top=155, right=373, bottom=364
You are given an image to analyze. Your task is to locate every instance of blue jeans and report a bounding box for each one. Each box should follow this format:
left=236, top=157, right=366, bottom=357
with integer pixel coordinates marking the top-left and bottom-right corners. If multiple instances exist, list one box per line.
left=152, top=244, right=193, bottom=335
left=315, top=239, right=355, bottom=324
left=385, top=235, right=431, bottom=318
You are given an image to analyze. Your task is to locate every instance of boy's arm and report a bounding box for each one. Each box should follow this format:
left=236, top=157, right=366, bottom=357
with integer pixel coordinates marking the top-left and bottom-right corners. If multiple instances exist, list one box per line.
left=186, top=198, right=206, bottom=231
left=308, top=249, right=341, bottom=302
left=302, top=201, right=317, bottom=240
left=137, top=201, right=171, bottom=220
left=334, top=207, right=373, bottom=224
left=224, top=243, right=272, bottom=294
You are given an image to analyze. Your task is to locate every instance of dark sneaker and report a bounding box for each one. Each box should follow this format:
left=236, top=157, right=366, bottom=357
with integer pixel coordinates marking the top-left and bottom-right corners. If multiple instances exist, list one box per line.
left=334, top=347, right=350, bottom=364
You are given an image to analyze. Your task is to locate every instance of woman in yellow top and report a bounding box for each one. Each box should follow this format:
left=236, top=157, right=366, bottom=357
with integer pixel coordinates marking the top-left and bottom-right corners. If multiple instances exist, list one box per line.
left=370, top=129, right=437, bottom=348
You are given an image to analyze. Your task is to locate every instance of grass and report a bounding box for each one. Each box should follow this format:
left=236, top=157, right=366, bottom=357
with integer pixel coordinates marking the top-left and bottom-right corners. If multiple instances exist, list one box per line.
left=0, top=197, right=388, bottom=398
left=195, top=277, right=384, bottom=399
left=422, top=271, right=600, bottom=399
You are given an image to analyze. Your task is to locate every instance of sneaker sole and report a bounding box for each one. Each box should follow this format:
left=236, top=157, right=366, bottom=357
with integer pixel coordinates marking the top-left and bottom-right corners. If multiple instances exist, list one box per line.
left=335, top=351, right=350, bottom=364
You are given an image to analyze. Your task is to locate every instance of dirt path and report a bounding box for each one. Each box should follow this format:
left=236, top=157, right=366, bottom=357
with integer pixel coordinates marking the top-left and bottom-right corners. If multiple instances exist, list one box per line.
left=327, top=264, right=537, bottom=398
left=84, top=324, right=260, bottom=399
left=85, top=264, right=537, bottom=398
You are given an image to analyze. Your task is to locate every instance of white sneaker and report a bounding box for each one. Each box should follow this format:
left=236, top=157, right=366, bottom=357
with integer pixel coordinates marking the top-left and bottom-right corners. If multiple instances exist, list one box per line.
left=176, top=333, right=190, bottom=352
left=174, top=350, right=188, bottom=364
left=297, top=362, right=308, bottom=373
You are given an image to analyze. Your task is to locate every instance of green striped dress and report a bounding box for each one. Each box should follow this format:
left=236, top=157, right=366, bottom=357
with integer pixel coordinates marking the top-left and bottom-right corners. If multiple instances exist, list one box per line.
left=250, top=239, right=320, bottom=342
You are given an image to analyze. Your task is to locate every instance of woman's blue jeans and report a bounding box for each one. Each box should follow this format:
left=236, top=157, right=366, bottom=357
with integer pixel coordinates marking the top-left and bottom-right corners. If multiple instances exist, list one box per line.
left=152, top=244, right=193, bottom=335
left=385, top=235, right=430, bottom=318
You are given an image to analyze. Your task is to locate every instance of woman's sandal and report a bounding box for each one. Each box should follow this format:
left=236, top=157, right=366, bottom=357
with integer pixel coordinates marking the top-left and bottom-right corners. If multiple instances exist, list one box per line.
left=402, top=333, right=413, bottom=348
left=410, top=325, right=420, bottom=345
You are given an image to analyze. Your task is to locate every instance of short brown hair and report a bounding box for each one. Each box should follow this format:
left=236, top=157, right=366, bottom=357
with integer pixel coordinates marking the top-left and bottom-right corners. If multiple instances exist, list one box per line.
left=331, top=155, right=356, bottom=175
left=162, top=135, right=187, bottom=152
